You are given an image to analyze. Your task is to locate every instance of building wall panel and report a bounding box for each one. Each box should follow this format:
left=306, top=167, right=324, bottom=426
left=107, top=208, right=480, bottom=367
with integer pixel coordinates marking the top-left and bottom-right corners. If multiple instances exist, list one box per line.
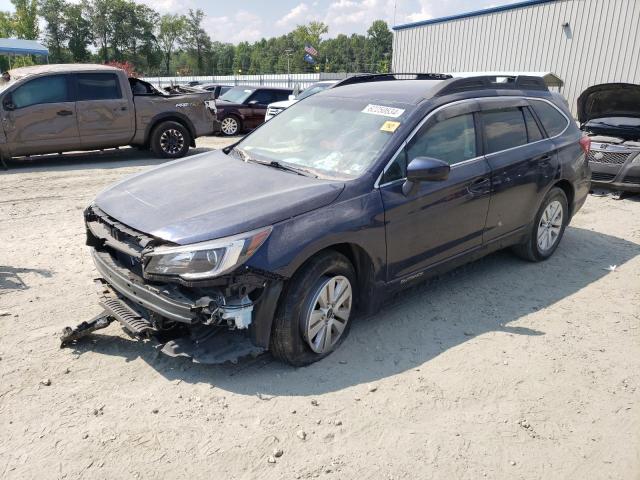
left=392, top=0, right=640, bottom=116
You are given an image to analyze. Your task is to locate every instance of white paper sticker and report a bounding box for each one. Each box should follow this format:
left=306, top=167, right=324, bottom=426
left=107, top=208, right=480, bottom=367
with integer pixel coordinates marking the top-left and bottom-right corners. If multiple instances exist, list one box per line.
left=362, top=104, right=405, bottom=118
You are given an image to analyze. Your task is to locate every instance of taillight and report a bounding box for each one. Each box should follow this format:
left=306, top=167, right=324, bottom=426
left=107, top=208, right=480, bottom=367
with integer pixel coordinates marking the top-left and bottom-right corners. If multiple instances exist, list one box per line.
left=579, top=136, right=591, bottom=155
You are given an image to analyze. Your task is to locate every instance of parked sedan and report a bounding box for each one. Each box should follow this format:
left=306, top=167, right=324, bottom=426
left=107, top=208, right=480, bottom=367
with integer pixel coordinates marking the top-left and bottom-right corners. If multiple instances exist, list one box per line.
left=215, top=86, right=293, bottom=136
left=578, top=83, right=640, bottom=193
left=69, top=74, right=590, bottom=366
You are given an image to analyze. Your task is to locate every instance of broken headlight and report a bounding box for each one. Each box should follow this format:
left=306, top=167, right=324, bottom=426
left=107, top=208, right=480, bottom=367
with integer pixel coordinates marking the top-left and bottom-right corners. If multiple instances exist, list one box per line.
left=144, top=226, right=271, bottom=280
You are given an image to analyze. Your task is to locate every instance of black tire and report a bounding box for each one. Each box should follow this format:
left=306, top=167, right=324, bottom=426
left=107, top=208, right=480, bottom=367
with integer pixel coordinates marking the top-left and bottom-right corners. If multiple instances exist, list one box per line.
left=513, top=187, right=569, bottom=262
left=220, top=115, right=241, bottom=136
left=271, top=251, right=356, bottom=367
left=150, top=121, right=191, bottom=159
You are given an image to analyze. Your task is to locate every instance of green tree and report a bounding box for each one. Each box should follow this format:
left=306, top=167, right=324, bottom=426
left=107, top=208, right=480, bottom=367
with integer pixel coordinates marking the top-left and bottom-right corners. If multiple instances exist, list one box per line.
left=0, top=11, right=15, bottom=37
left=87, top=0, right=111, bottom=61
left=367, top=20, right=392, bottom=72
left=184, top=9, right=210, bottom=75
left=157, top=13, right=185, bottom=74
left=38, top=0, right=68, bottom=62
left=64, top=1, right=92, bottom=62
left=11, top=0, right=38, bottom=39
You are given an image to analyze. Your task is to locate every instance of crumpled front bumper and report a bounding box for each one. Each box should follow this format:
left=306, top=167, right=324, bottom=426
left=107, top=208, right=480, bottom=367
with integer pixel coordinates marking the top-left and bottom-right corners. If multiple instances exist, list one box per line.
left=92, top=248, right=198, bottom=324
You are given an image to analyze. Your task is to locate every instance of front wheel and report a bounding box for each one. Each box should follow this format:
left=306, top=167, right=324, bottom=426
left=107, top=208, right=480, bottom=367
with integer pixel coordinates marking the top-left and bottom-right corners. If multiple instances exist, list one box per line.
left=513, top=187, right=568, bottom=262
left=271, top=251, right=356, bottom=366
left=150, top=121, right=191, bottom=159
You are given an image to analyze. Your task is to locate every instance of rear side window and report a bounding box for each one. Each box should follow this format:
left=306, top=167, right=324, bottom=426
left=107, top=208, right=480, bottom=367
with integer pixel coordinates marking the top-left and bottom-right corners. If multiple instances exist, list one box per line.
left=529, top=99, right=568, bottom=137
left=482, top=108, right=528, bottom=154
left=11, top=75, right=69, bottom=108
left=76, top=73, right=122, bottom=101
left=523, top=108, right=544, bottom=142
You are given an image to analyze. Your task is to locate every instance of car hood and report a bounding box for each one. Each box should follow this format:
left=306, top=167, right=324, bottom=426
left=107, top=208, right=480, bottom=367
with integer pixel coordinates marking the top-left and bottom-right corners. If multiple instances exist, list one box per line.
left=269, top=99, right=296, bottom=109
left=215, top=99, right=243, bottom=108
left=94, top=150, right=345, bottom=245
left=577, top=83, right=640, bottom=123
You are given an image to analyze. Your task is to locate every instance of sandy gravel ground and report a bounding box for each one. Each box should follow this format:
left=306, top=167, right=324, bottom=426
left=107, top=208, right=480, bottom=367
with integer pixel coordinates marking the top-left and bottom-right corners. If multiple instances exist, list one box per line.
left=1, top=139, right=639, bottom=479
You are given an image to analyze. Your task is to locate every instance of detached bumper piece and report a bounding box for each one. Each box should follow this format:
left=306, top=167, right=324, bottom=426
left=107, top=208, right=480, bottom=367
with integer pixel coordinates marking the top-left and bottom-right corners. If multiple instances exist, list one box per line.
left=161, top=325, right=264, bottom=364
left=96, top=279, right=156, bottom=337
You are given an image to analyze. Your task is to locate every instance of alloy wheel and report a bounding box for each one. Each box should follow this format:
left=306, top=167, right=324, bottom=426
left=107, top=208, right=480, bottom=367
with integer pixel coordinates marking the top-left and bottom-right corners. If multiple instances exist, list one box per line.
left=221, top=117, right=239, bottom=135
left=537, top=200, right=563, bottom=252
left=159, top=128, right=185, bottom=155
left=303, top=275, right=353, bottom=354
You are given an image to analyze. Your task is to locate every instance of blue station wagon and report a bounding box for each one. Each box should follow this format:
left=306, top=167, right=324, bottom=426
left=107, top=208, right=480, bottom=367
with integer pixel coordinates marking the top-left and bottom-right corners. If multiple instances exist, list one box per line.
left=64, top=73, right=591, bottom=366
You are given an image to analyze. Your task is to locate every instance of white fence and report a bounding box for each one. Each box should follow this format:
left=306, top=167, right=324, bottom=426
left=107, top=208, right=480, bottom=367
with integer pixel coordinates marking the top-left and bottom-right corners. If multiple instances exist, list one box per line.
left=142, top=73, right=350, bottom=90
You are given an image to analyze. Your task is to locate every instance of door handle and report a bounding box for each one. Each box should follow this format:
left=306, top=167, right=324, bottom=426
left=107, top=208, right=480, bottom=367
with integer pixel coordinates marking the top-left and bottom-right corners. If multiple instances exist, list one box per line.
left=57, top=110, right=73, bottom=116
left=119, top=106, right=128, bottom=111
left=467, top=177, right=491, bottom=195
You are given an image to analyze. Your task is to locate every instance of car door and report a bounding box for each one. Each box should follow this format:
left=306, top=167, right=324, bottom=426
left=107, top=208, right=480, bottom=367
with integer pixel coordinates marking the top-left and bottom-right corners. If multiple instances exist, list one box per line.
left=244, top=89, right=278, bottom=129
left=1, top=74, right=80, bottom=156
left=379, top=104, right=492, bottom=282
left=478, top=98, right=557, bottom=243
left=75, top=72, right=134, bottom=149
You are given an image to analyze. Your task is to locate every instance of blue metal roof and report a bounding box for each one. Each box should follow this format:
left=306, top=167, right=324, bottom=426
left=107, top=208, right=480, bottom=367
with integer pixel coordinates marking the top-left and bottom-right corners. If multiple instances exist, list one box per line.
left=0, top=38, right=48, bottom=56
left=393, top=0, right=557, bottom=31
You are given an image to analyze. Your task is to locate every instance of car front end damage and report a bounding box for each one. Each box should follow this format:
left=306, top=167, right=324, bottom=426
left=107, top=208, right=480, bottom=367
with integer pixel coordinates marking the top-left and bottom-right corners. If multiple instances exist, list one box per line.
left=61, top=205, right=284, bottom=364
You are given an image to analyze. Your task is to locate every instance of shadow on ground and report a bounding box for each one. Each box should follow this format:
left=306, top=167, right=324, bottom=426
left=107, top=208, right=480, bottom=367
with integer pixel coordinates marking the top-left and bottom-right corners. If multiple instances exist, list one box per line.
left=0, top=266, right=53, bottom=293
left=69, top=225, right=639, bottom=395
left=2, top=146, right=214, bottom=173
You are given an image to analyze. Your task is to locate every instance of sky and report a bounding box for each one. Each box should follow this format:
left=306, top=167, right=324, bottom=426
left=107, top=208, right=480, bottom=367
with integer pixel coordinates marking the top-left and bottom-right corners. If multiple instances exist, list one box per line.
left=0, top=0, right=524, bottom=44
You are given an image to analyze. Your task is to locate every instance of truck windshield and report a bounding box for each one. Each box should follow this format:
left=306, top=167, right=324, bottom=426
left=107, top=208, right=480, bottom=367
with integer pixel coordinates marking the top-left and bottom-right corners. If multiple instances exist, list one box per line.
left=237, top=95, right=412, bottom=179
left=219, top=87, right=254, bottom=104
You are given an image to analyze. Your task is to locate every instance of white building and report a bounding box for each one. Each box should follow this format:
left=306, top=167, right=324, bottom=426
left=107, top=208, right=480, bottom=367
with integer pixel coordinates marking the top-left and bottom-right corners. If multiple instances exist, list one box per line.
left=392, top=0, right=640, bottom=116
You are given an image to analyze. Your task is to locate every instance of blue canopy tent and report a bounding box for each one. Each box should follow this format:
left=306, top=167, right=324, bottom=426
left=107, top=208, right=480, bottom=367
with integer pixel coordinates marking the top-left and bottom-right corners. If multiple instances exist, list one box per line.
left=0, top=38, right=49, bottom=67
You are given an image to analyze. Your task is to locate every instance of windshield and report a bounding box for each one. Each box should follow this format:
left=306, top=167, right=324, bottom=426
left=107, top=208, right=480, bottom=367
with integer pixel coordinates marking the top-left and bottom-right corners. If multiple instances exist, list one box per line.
left=297, top=82, right=333, bottom=101
left=219, top=87, right=254, bottom=104
left=236, top=95, right=411, bottom=179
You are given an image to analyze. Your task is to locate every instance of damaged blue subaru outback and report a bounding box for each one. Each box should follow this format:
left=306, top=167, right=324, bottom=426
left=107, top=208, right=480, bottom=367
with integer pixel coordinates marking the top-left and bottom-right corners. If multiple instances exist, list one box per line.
left=63, top=73, right=591, bottom=366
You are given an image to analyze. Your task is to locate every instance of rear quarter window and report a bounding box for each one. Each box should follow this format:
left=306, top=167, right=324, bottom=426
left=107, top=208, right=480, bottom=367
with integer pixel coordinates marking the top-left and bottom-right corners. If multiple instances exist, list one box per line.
left=529, top=99, right=569, bottom=137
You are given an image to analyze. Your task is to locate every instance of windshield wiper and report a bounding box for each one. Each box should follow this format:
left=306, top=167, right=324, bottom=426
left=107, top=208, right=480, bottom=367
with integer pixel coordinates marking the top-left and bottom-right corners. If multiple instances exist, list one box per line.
left=231, top=147, right=318, bottom=177
left=262, top=160, right=318, bottom=178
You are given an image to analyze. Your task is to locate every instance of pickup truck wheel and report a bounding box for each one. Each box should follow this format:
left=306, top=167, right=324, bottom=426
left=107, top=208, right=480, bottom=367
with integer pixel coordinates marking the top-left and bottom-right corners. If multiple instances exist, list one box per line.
left=150, top=121, right=191, bottom=158
left=220, top=115, right=241, bottom=136
left=271, top=251, right=355, bottom=366
left=513, top=187, right=568, bottom=262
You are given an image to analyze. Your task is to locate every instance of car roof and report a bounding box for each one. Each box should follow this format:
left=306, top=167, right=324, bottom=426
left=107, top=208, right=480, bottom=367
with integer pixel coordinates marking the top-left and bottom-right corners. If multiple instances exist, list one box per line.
left=320, top=79, right=445, bottom=105
left=8, top=63, right=121, bottom=81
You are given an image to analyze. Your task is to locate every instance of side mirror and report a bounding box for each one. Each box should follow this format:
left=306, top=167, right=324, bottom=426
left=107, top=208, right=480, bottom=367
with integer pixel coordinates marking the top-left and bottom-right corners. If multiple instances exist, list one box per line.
left=288, top=94, right=296, bottom=101
left=402, top=157, right=450, bottom=196
left=3, top=95, right=15, bottom=111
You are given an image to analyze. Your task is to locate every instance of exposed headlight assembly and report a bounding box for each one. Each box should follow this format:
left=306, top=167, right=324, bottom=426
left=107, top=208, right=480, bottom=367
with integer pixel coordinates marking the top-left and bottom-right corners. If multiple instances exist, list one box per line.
left=144, top=226, right=272, bottom=280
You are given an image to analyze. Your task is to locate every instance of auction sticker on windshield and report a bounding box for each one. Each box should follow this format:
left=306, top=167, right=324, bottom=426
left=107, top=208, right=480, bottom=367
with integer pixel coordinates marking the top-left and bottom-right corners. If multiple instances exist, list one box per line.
left=380, top=120, right=401, bottom=133
left=362, top=104, right=405, bottom=118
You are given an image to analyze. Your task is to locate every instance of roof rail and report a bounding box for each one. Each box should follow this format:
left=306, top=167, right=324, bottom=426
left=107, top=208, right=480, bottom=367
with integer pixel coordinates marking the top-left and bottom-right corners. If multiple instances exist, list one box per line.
left=334, top=72, right=453, bottom=87
left=436, top=75, right=549, bottom=96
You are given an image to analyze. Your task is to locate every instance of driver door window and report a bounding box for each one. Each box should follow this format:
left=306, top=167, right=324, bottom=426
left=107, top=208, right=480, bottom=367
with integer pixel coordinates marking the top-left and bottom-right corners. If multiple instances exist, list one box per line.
left=248, top=90, right=275, bottom=106
left=382, top=113, right=477, bottom=184
left=11, top=75, right=70, bottom=108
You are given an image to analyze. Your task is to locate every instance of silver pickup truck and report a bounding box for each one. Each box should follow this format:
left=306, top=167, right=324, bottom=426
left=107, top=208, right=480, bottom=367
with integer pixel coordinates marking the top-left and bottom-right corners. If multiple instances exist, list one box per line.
left=0, top=64, right=215, bottom=167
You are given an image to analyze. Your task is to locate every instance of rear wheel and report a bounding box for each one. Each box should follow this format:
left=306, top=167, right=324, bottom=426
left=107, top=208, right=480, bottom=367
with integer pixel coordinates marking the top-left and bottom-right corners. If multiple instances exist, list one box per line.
left=150, top=121, right=191, bottom=158
left=271, top=251, right=355, bottom=366
left=513, top=187, right=568, bottom=262
left=220, top=115, right=241, bottom=136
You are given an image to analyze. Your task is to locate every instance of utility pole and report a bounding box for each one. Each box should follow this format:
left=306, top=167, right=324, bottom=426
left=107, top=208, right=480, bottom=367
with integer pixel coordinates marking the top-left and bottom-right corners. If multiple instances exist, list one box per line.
left=284, top=49, right=293, bottom=87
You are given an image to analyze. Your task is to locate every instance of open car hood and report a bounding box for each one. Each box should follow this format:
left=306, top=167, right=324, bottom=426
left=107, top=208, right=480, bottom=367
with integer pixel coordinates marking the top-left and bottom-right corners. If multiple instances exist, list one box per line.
left=577, top=83, right=640, bottom=123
